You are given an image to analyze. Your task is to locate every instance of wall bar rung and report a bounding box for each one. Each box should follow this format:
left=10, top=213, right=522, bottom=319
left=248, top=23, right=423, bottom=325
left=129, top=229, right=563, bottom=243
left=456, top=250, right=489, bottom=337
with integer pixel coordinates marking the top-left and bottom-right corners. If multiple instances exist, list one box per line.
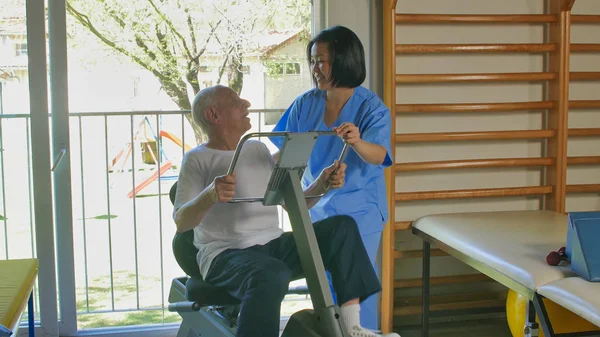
left=396, top=43, right=556, bottom=53
left=569, top=100, right=600, bottom=109
left=395, top=157, right=553, bottom=172
left=395, top=248, right=448, bottom=259
left=571, top=44, right=600, bottom=52
left=568, top=156, right=600, bottom=165
left=395, top=129, right=554, bottom=143
left=395, top=274, right=492, bottom=289
left=397, top=101, right=554, bottom=113
left=570, top=72, right=600, bottom=81
left=566, top=184, right=600, bottom=193
left=572, top=15, right=600, bottom=23
left=395, top=185, right=552, bottom=201
left=394, top=299, right=508, bottom=316
left=396, top=72, right=556, bottom=83
left=568, top=128, right=600, bottom=137
left=394, top=221, right=412, bottom=230
left=395, top=14, right=556, bottom=24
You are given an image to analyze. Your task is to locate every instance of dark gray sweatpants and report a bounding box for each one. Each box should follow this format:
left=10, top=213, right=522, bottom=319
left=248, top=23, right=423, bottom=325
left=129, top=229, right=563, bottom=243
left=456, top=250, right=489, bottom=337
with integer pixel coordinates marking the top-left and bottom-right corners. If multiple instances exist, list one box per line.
left=204, top=215, right=382, bottom=337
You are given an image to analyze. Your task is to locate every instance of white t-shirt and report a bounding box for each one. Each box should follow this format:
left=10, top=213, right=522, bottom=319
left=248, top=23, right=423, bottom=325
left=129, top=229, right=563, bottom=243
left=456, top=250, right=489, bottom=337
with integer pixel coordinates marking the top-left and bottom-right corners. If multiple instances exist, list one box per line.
left=174, top=140, right=283, bottom=278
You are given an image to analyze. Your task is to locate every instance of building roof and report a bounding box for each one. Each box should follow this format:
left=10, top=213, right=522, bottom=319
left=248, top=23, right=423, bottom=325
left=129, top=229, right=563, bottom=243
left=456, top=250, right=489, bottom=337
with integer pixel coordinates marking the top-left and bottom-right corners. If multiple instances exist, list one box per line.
left=204, top=28, right=306, bottom=57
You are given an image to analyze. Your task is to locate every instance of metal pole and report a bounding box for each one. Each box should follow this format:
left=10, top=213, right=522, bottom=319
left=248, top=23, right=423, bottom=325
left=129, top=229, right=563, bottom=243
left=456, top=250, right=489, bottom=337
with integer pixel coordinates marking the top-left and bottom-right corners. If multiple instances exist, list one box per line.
left=422, top=241, right=430, bottom=337
left=281, top=170, right=334, bottom=310
left=0, top=83, right=4, bottom=114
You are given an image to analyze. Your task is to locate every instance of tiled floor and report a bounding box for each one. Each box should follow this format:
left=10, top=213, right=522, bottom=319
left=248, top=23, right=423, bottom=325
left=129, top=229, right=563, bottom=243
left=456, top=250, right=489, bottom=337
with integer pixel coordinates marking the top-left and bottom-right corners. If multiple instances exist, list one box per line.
left=395, top=318, right=512, bottom=337
left=277, top=317, right=513, bottom=337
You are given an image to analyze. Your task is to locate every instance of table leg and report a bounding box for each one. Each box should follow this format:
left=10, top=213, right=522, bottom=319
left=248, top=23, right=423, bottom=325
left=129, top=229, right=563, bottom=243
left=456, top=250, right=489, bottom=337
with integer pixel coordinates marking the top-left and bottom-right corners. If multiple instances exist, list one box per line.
left=422, top=241, right=430, bottom=337
left=532, top=294, right=555, bottom=337
left=28, top=292, right=34, bottom=337
left=525, top=300, right=540, bottom=337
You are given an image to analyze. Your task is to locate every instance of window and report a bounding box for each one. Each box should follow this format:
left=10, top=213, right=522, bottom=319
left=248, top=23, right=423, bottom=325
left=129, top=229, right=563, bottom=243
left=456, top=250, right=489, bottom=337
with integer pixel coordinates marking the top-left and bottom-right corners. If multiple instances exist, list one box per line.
left=132, top=76, right=140, bottom=97
left=267, top=62, right=301, bottom=77
left=285, top=63, right=300, bottom=75
left=14, top=43, right=27, bottom=56
left=201, top=80, right=213, bottom=89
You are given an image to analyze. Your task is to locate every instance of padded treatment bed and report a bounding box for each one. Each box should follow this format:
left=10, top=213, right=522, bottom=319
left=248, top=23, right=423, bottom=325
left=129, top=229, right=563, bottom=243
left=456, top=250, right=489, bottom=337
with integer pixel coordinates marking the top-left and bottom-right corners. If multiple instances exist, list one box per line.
left=412, top=210, right=575, bottom=298
left=0, top=258, right=38, bottom=337
left=538, top=278, right=600, bottom=328
left=411, top=210, right=600, bottom=337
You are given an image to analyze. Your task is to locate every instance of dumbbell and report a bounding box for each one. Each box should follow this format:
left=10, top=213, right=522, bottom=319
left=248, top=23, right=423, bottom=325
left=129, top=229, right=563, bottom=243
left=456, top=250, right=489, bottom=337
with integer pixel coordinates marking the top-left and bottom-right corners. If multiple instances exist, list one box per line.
left=546, top=246, right=568, bottom=266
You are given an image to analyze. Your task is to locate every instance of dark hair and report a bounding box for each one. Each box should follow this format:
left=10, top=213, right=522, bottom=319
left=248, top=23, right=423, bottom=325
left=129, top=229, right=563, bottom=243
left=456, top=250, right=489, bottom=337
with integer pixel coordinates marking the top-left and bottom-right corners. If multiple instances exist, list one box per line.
left=307, top=25, right=366, bottom=88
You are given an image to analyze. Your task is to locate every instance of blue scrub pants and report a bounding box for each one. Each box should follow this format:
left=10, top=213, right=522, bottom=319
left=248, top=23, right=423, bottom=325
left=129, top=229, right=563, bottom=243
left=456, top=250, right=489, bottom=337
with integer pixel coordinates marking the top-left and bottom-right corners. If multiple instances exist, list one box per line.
left=204, top=215, right=382, bottom=337
left=328, top=230, right=382, bottom=331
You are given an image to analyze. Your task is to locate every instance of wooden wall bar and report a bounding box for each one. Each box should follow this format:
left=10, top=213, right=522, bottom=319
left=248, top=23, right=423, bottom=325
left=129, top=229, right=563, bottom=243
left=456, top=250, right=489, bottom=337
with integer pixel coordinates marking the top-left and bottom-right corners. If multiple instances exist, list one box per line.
left=381, top=0, right=398, bottom=332
left=380, top=0, right=600, bottom=333
left=544, top=0, right=571, bottom=213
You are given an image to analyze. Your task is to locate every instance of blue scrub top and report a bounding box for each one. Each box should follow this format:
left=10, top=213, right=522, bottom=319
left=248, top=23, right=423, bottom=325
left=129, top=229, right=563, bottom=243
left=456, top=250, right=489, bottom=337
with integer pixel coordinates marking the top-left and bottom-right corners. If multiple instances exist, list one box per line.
left=270, top=86, right=393, bottom=235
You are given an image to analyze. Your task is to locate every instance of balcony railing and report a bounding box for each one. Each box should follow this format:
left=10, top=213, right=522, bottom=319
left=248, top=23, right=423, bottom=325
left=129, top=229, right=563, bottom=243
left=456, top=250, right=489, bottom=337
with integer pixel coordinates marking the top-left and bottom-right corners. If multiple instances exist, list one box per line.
left=0, top=108, right=311, bottom=330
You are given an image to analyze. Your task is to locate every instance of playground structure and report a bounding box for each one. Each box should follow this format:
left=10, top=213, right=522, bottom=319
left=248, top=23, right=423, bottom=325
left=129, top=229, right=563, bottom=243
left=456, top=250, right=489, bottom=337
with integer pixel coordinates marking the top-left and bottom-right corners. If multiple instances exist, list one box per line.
left=109, top=116, right=193, bottom=198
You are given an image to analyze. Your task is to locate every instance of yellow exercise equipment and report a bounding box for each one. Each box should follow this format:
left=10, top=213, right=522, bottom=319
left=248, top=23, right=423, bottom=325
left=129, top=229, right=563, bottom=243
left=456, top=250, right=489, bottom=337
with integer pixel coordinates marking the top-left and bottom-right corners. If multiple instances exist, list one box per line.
left=0, top=258, right=38, bottom=337
left=506, top=289, right=598, bottom=337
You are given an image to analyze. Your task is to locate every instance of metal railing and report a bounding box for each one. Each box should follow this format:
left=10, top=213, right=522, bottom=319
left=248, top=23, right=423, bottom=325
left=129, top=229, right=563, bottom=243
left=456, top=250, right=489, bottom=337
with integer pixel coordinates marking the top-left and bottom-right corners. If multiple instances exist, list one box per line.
left=0, top=108, right=311, bottom=329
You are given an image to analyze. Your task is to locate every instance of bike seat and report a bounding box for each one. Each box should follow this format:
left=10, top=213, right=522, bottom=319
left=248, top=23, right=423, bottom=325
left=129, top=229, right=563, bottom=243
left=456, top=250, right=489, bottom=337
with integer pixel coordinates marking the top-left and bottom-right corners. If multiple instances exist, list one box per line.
left=172, top=229, right=241, bottom=305
left=184, top=277, right=240, bottom=305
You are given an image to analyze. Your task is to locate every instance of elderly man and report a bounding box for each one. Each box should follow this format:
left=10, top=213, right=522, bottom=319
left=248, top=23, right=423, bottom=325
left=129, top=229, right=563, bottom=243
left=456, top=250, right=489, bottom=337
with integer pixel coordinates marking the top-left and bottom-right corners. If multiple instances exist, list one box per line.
left=173, top=85, right=399, bottom=337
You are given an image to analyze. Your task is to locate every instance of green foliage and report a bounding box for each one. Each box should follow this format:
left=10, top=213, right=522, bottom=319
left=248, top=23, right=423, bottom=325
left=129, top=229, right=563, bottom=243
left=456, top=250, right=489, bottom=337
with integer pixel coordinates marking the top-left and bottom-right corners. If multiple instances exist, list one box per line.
left=264, top=55, right=303, bottom=78
left=66, top=0, right=311, bottom=141
left=66, top=0, right=311, bottom=100
left=265, top=61, right=285, bottom=77
left=90, top=214, right=118, bottom=220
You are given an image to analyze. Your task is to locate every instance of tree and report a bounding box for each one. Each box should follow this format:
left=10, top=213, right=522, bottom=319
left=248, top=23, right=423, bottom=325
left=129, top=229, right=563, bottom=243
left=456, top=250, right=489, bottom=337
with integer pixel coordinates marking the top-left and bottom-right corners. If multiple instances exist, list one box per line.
left=66, top=0, right=311, bottom=143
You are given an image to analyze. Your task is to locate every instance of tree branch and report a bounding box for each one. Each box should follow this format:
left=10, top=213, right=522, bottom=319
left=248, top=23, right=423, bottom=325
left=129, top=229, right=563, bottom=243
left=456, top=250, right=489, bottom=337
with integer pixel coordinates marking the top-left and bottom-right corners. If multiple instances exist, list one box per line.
left=187, top=20, right=220, bottom=68
left=183, top=19, right=220, bottom=95
left=101, top=0, right=127, bottom=30
left=146, top=0, right=194, bottom=60
left=212, top=4, right=234, bottom=26
left=183, top=4, right=198, bottom=56
left=216, top=49, right=231, bottom=85
left=134, top=35, right=158, bottom=62
left=155, top=25, right=176, bottom=64
left=66, top=2, right=163, bottom=79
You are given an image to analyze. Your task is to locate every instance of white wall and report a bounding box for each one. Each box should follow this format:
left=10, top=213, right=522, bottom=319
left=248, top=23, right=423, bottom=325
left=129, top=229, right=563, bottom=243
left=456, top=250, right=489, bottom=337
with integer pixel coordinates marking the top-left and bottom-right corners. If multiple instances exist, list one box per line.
left=264, top=41, right=313, bottom=114
left=322, top=0, right=383, bottom=96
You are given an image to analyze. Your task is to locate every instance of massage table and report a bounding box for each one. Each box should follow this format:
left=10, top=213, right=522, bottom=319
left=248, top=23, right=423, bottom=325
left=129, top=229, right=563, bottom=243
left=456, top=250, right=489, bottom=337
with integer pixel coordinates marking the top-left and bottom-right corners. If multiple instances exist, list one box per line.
left=411, top=210, right=600, bottom=337
left=0, top=259, right=38, bottom=337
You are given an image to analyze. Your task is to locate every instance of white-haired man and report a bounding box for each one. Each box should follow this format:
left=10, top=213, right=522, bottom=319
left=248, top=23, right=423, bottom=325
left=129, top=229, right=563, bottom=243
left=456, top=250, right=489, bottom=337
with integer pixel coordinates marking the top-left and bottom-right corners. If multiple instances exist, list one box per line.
left=173, top=85, right=399, bottom=337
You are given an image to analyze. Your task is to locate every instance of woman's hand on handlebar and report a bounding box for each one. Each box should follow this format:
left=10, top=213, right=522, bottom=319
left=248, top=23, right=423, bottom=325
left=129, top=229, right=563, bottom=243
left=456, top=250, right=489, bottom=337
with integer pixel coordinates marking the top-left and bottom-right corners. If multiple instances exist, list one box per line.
left=212, top=173, right=236, bottom=202
left=334, top=122, right=361, bottom=145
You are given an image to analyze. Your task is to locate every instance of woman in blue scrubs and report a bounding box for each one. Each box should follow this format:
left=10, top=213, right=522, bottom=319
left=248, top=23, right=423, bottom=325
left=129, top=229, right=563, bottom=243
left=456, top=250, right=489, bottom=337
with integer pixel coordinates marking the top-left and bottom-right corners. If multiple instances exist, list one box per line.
left=270, top=25, right=393, bottom=333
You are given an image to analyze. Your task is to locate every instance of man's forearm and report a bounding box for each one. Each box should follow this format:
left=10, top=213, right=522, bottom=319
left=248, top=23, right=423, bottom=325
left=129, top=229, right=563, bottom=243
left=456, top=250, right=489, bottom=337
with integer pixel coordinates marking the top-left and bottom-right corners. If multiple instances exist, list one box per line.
left=173, top=183, right=217, bottom=233
left=304, top=179, right=327, bottom=209
left=280, top=179, right=327, bottom=212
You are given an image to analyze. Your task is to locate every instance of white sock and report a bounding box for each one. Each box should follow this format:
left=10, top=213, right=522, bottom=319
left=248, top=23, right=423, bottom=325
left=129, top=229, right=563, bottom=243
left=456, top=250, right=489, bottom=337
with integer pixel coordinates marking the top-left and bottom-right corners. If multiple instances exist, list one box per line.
left=340, top=304, right=361, bottom=330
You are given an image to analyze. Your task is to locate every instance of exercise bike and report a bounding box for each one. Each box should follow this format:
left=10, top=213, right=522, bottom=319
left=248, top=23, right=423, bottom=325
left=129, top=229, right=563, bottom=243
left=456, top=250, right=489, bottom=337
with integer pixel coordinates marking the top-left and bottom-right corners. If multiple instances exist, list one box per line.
left=167, top=131, right=351, bottom=337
